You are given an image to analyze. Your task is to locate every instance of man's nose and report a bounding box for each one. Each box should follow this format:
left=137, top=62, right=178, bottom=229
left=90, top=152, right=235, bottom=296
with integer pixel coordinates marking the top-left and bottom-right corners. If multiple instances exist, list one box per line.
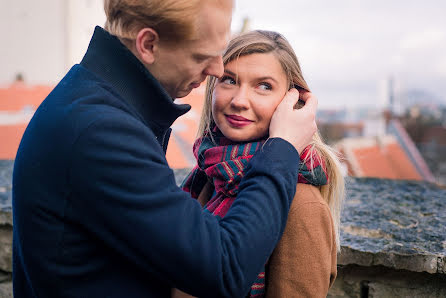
left=204, top=56, right=224, bottom=78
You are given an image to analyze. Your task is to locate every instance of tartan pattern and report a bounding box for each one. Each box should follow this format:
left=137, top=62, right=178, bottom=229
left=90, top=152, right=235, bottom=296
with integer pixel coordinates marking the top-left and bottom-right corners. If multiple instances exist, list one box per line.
left=182, top=130, right=328, bottom=297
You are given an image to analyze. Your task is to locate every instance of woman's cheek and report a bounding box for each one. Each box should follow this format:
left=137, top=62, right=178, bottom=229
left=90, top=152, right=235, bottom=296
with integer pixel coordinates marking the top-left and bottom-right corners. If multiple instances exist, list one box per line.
left=259, top=101, right=277, bottom=122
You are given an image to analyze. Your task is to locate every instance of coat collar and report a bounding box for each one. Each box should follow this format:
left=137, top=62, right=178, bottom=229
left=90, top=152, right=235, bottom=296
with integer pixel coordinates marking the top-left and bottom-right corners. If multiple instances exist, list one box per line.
left=80, top=26, right=191, bottom=131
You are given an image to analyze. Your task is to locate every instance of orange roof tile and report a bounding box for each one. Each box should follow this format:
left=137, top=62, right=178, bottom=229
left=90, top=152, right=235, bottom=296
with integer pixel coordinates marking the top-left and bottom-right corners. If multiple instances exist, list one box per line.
left=0, top=84, right=53, bottom=111
left=337, top=136, right=423, bottom=181
left=0, top=124, right=27, bottom=159
left=0, top=84, right=53, bottom=159
left=353, top=143, right=422, bottom=180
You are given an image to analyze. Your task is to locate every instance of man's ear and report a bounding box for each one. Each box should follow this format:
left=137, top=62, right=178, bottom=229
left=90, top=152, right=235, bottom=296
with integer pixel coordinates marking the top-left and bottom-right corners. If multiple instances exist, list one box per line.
left=135, top=28, right=159, bottom=65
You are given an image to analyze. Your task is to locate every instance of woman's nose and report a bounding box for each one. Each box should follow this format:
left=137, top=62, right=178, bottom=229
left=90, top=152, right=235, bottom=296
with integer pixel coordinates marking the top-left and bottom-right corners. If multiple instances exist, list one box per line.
left=230, top=86, right=250, bottom=110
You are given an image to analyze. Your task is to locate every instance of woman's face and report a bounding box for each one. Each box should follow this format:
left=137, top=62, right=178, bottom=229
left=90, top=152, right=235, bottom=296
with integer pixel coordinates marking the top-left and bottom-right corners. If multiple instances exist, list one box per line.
left=212, top=53, right=288, bottom=142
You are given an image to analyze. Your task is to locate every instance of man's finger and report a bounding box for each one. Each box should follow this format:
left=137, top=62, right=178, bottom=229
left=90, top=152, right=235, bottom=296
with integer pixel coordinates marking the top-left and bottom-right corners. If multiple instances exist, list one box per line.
left=298, top=90, right=311, bottom=102
left=281, top=88, right=300, bottom=109
left=300, top=93, right=318, bottom=113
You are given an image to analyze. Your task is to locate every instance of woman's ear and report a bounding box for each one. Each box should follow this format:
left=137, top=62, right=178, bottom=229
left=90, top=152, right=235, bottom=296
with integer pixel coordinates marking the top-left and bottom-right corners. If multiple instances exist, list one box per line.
left=292, top=84, right=304, bottom=91
left=291, top=84, right=307, bottom=109
left=135, top=28, right=159, bottom=65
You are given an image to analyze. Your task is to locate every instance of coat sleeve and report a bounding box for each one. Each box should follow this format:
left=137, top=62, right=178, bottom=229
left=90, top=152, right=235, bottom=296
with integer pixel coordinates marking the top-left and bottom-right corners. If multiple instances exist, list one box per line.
left=266, top=184, right=337, bottom=298
left=69, top=112, right=300, bottom=298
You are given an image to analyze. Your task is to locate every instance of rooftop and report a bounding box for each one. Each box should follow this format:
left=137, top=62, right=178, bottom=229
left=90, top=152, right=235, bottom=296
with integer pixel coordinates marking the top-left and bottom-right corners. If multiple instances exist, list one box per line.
left=0, top=83, right=52, bottom=111
left=337, top=135, right=423, bottom=181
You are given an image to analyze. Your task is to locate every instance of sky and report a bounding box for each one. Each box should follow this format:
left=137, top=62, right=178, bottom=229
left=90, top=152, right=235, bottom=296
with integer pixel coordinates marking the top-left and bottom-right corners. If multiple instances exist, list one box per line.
left=230, top=0, right=446, bottom=109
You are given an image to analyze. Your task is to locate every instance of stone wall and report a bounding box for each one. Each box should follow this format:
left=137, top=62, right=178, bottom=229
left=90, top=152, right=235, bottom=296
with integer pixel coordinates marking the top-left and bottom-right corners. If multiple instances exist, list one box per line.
left=329, top=178, right=446, bottom=297
left=0, top=163, right=445, bottom=297
left=0, top=160, right=12, bottom=297
left=0, top=210, right=11, bottom=298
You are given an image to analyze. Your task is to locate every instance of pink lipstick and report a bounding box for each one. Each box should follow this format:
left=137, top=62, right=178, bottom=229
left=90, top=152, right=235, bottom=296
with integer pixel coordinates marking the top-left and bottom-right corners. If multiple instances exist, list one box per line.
left=225, top=114, right=253, bottom=127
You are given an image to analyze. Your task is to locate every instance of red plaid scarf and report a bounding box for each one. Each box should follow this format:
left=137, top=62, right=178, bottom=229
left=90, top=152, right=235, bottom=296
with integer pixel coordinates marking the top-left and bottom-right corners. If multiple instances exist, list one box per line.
left=182, top=130, right=328, bottom=297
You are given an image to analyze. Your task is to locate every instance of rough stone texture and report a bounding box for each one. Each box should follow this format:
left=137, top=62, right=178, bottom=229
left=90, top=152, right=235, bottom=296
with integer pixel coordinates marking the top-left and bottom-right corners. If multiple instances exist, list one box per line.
left=0, top=162, right=13, bottom=276
left=0, top=271, right=11, bottom=284
left=0, top=269, right=11, bottom=298
left=330, top=177, right=446, bottom=297
left=0, top=161, right=13, bottom=213
left=0, top=225, right=11, bottom=273
left=328, top=265, right=446, bottom=298
left=368, top=281, right=446, bottom=298
left=340, top=177, right=446, bottom=274
left=0, top=282, right=12, bottom=298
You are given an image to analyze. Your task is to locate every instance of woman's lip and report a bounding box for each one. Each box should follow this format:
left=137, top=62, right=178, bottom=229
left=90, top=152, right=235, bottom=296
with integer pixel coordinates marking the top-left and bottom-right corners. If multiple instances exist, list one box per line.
left=225, top=115, right=253, bottom=127
left=227, top=114, right=251, bottom=121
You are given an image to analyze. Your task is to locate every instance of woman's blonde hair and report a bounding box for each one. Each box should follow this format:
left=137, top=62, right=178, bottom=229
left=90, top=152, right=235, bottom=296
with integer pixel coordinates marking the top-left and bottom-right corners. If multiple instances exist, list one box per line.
left=197, top=30, right=345, bottom=251
left=104, top=0, right=202, bottom=44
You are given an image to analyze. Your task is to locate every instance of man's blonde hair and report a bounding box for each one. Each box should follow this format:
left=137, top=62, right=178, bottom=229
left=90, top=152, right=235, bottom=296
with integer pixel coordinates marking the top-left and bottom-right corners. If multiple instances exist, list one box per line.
left=104, top=0, right=202, bottom=43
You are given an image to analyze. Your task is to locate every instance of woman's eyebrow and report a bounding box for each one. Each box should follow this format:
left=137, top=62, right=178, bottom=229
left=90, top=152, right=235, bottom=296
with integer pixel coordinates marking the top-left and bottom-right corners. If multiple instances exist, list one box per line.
left=223, top=69, right=236, bottom=76
left=256, top=76, right=279, bottom=83
left=223, top=69, right=279, bottom=84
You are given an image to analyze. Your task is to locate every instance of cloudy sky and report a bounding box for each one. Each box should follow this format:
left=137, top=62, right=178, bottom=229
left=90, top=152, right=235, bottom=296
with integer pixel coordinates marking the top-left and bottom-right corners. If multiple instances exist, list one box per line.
left=231, top=0, right=446, bottom=108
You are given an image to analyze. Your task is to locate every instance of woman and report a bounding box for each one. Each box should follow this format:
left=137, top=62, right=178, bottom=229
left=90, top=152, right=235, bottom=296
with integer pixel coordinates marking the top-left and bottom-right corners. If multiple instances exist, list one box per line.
left=175, top=30, right=344, bottom=297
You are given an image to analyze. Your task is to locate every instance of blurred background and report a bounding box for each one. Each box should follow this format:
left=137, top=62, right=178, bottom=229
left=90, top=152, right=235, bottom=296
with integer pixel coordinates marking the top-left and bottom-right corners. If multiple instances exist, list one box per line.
left=1, top=0, right=445, bottom=185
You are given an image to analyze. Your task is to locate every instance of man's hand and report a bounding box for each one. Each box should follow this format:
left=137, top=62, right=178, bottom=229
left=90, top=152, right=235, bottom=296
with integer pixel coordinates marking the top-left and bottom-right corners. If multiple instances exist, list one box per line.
left=269, top=88, right=318, bottom=154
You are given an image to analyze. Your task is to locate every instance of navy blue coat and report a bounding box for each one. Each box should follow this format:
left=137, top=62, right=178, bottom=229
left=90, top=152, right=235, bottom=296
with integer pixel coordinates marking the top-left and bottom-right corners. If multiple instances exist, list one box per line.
left=12, top=27, right=300, bottom=297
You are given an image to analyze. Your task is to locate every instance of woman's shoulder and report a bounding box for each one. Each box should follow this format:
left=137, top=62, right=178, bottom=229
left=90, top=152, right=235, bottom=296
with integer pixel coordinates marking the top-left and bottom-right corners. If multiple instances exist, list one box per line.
left=292, top=183, right=329, bottom=209
left=289, top=184, right=334, bottom=234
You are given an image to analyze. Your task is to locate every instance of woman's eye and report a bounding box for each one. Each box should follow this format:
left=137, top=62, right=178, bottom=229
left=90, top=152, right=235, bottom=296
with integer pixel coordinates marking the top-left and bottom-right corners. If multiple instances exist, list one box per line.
left=258, top=82, right=272, bottom=91
left=220, top=76, right=236, bottom=85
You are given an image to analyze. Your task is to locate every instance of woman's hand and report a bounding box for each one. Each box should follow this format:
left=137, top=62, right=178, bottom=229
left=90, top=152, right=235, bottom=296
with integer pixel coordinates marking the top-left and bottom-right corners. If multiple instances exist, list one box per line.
left=269, top=88, right=318, bottom=154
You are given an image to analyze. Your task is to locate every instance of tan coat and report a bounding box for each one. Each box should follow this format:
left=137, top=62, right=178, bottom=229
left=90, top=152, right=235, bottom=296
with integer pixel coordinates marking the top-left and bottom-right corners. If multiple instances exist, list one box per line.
left=266, top=184, right=337, bottom=297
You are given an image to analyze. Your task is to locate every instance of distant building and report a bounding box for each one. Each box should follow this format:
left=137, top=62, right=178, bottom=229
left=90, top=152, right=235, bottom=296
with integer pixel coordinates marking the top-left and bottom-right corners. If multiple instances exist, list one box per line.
left=335, top=119, right=436, bottom=183
left=387, top=119, right=435, bottom=182
left=1, top=0, right=105, bottom=86
left=416, top=125, right=446, bottom=186
left=319, top=78, right=438, bottom=183
left=336, top=135, right=422, bottom=181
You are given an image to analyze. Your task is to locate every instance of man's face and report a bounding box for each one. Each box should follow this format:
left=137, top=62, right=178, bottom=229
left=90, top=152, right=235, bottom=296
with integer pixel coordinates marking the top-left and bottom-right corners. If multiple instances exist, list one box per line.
left=149, top=1, right=233, bottom=99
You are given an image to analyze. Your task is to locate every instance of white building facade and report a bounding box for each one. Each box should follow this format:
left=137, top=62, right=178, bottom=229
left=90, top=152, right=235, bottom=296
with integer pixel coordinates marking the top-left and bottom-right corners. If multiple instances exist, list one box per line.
left=0, top=0, right=105, bottom=86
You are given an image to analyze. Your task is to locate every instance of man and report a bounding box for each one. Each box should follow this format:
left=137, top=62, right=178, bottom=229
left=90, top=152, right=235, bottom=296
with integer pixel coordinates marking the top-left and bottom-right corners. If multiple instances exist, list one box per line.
left=12, top=0, right=318, bottom=297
